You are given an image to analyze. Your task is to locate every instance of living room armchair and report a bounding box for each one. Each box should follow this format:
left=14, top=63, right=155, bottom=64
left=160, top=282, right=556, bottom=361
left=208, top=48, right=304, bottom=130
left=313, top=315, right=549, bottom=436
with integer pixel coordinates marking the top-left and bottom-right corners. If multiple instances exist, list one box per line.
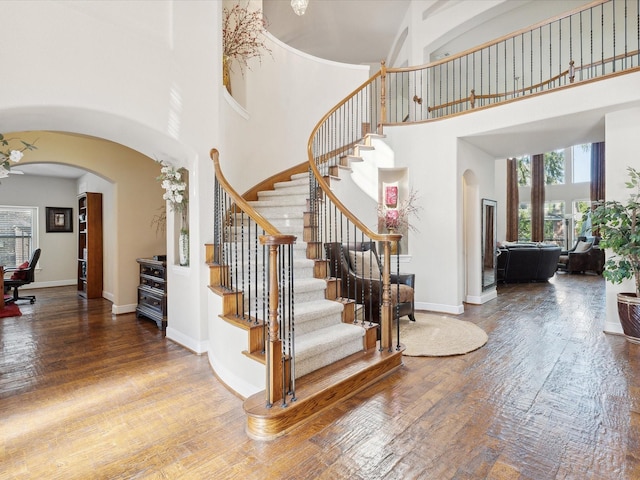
left=4, top=248, right=41, bottom=304
left=557, top=238, right=604, bottom=274
left=324, top=242, right=415, bottom=324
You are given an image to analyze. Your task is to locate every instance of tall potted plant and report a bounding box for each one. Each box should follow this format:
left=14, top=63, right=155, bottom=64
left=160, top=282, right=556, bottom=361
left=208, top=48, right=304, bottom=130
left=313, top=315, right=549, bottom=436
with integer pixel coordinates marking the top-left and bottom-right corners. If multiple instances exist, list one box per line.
left=590, top=166, right=640, bottom=344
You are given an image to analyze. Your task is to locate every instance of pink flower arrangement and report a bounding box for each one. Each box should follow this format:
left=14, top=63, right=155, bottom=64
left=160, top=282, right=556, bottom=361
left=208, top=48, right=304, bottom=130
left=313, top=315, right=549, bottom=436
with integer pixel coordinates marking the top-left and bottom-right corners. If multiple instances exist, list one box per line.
left=378, top=188, right=422, bottom=233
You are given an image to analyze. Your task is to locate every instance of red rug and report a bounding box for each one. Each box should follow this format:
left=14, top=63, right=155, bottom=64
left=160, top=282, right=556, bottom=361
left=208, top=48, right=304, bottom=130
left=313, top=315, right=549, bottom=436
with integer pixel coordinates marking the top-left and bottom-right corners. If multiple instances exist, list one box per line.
left=0, top=302, right=22, bottom=318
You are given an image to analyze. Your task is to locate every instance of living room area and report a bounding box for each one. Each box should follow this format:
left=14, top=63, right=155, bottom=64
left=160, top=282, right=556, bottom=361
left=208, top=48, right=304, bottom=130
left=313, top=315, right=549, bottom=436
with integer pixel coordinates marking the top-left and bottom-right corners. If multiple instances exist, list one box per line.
left=490, top=142, right=603, bottom=285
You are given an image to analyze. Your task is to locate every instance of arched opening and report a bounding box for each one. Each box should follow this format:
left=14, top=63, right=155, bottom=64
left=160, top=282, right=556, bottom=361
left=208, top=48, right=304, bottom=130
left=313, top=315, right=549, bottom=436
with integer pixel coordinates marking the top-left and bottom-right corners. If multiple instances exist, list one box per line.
left=0, top=123, right=183, bottom=313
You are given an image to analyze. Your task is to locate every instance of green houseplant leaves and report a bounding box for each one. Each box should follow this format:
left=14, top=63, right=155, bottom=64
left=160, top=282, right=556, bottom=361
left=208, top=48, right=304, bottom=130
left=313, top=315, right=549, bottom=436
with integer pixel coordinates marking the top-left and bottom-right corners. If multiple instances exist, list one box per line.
left=590, top=166, right=640, bottom=297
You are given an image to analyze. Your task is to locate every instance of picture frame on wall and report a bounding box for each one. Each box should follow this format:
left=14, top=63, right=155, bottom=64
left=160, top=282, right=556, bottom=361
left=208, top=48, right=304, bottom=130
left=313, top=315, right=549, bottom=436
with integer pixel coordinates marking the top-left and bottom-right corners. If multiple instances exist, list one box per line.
left=384, top=184, right=398, bottom=207
left=46, top=207, right=73, bottom=233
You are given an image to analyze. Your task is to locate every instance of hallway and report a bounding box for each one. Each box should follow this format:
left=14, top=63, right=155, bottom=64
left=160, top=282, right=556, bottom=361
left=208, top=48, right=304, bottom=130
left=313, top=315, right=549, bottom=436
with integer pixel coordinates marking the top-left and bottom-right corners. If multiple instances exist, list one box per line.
left=1, top=276, right=638, bottom=479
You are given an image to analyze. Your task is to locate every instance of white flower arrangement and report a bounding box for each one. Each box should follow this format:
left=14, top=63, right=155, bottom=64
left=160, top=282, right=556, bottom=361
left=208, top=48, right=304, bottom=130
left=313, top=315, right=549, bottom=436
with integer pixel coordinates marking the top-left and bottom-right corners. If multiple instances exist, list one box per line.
left=156, top=161, right=188, bottom=231
left=0, top=133, right=37, bottom=179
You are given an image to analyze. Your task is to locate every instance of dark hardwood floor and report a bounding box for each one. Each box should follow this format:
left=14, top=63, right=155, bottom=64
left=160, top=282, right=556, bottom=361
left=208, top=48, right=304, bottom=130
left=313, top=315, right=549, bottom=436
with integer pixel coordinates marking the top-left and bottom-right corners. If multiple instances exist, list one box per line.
left=1, top=275, right=638, bottom=479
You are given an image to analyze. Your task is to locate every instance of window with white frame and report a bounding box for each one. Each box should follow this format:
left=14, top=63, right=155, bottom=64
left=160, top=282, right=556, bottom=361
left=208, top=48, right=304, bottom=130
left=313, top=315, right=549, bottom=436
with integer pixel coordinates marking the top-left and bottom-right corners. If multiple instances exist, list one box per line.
left=572, top=144, right=591, bottom=183
left=0, top=206, right=38, bottom=268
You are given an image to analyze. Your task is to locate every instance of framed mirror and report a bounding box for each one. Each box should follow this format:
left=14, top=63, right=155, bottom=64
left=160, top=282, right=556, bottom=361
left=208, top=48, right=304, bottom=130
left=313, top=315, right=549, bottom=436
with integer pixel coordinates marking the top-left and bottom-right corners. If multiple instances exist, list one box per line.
left=481, top=199, right=498, bottom=291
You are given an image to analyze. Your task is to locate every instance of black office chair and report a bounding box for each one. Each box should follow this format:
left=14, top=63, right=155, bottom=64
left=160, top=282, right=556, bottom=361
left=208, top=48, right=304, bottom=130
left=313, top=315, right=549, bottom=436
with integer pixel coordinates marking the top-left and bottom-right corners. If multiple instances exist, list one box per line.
left=4, top=248, right=41, bottom=304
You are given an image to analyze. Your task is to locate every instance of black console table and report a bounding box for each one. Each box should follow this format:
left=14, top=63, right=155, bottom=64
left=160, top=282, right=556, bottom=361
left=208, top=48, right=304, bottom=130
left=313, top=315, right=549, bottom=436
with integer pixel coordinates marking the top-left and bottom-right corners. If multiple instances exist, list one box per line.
left=136, top=258, right=167, bottom=330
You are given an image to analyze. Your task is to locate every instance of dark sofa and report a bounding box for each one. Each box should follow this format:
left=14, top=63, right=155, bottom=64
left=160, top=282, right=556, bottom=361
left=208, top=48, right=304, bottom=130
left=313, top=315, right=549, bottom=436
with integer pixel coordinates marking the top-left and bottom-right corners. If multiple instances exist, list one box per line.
left=497, top=244, right=562, bottom=283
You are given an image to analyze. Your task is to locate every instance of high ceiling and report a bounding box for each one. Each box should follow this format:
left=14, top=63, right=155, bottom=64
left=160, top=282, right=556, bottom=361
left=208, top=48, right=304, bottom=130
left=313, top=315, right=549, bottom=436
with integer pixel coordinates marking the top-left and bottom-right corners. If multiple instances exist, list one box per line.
left=263, top=0, right=411, bottom=66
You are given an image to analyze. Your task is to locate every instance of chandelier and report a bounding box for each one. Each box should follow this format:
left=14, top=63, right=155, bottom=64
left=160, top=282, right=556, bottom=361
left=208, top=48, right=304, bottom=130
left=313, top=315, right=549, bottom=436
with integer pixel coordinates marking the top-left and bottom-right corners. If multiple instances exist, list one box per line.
left=291, top=0, right=309, bottom=16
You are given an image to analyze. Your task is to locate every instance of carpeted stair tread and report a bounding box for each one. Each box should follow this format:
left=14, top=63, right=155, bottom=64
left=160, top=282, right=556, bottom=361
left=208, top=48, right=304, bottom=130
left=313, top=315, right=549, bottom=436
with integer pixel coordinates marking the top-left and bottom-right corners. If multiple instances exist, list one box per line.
left=256, top=193, right=309, bottom=204
left=216, top=240, right=308, bottom=259
left=246, top=210, right=304, bottom=221
left=248, top=198, right=308, bottom=208
left=294, top=300, right=345, bottom=336
left=290, top=172, right=309, bottom=181
left=293, top=324, right=365, bottom=377
left=274, top=177, right=308, bottom=189
left=226, top=169, right=367, bottom=379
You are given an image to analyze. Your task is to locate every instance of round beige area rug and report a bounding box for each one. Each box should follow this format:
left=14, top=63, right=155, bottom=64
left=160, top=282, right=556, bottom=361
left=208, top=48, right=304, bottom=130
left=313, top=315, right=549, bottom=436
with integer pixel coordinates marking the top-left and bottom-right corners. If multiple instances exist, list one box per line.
left=397, top=312, right=488, bottom=357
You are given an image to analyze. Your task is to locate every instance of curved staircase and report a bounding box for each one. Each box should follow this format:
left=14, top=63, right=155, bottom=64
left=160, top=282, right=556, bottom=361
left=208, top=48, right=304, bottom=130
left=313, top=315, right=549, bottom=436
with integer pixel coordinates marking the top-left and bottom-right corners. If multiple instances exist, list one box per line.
left=208, top=159, right=403, bottom=440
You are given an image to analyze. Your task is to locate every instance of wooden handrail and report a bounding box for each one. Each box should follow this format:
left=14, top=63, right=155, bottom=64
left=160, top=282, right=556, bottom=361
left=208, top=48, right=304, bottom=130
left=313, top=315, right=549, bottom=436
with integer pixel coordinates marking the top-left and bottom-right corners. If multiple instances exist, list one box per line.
left=574, top=49, right=640, bottom=73
left=427, top=68, right=572, bottom=113
left=306, top=73, right=400, bottom=245
left=385, top=0, right=608, bottom=73
left=426, top=45, right=640, bottom=114
left=211, top=148, right=280, bottom=236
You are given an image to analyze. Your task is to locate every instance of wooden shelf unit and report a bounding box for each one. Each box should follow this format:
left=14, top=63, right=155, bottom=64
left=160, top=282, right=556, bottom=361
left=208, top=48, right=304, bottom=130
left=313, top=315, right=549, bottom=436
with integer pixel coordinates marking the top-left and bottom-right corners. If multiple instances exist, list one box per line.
left=77, top=192, right=103, bottom=299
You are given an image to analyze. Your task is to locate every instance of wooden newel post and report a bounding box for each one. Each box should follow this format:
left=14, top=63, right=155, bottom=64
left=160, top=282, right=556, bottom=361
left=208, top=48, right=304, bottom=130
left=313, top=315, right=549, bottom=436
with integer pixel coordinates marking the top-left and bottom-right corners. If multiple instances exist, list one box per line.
left=380, top=239, right=393, bottom=351
left=259, top=234, right=296, bottom=406
left=379, top=60, right=386, bottom=135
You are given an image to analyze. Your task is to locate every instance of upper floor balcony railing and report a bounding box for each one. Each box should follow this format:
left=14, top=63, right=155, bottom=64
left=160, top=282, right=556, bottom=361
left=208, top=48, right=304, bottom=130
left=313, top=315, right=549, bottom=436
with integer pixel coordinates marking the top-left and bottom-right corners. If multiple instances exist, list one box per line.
left=384, top=0, right=639, bottom=124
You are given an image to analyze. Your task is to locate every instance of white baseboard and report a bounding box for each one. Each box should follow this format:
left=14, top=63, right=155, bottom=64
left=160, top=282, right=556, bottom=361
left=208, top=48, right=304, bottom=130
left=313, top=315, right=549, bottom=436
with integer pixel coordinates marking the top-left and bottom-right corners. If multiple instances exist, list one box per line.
left=604, top=320, right=624, bottom=335
left=415, top=301, right=465, bottom=315
left=466, top=289, right=498, bottom=305
left=166, top=327, right=208, bottom=355
left=207, top=351, right=262, bottom=400
left=19, top=279, right=76, bottom=290
left=112, top=303, right=136, bottom=315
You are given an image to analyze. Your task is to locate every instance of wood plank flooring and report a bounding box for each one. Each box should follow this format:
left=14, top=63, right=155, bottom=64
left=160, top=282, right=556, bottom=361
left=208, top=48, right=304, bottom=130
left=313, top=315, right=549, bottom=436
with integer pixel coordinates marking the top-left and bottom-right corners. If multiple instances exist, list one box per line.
left=1, top=275, right=638, bottom=479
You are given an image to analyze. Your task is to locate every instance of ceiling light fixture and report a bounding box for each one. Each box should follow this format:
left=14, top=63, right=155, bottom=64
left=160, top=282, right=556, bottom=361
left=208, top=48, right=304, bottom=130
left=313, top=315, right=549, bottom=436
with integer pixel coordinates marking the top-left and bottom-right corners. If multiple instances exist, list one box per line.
left=291, top=0, right=309, bottom=16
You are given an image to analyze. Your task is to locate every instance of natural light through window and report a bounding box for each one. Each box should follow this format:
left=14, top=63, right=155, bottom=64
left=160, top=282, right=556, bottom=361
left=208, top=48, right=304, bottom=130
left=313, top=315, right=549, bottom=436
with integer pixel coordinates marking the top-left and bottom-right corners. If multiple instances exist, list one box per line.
left=572, top=144, right=591, bottom=183
left=0, top=206, right=37, bottom=268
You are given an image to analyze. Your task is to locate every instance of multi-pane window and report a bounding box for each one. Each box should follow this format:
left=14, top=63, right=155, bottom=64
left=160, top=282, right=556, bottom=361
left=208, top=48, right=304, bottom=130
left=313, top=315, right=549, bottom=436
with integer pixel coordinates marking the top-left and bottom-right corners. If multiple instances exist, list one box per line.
left=544, top=201, right=565, bottom=246
left=544, top=150, right=565, bottom=185
left=518, top=202, right=531, bottom=242
left=0, top=206, right=37, bottom=268
left=573, top=200, right=591, bottom=238
left=572, top=144, right=591, bottom=183
left=517, top=156, right=531, bottom=186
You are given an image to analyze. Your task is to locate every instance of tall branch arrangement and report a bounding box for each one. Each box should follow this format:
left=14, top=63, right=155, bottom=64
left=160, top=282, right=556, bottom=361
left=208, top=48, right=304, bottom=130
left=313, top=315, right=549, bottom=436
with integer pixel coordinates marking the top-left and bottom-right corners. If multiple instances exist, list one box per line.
left=222, top=4, right=271, bottom=72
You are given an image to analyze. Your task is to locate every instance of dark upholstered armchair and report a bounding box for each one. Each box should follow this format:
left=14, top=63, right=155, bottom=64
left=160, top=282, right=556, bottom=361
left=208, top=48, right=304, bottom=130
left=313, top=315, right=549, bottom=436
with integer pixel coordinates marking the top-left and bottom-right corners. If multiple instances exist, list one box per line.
left=557, top=237, right=604, bottom=274
left=4, top=248, right=41, bottom=304
left=324, top=242, right=415, bottom=324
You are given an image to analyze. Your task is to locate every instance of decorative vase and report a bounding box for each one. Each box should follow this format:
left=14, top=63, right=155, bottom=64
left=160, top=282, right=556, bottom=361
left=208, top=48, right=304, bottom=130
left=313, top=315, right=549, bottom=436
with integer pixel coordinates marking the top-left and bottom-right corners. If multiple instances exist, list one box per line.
left=179, top=230, right=189, bottom=266
left=617, top=293, right=640, bottom=344
left=223, top=55, right=231, bottom=94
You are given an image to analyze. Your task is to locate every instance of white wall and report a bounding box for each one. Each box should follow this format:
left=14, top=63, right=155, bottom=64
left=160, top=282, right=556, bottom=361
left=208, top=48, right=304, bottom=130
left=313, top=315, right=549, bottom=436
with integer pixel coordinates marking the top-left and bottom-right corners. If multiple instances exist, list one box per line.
left=0, top=174, right=78, bottom=287
left=602, top=107, right=640, bottom=335
left=219, top=33, right=370, bottom=194
left=459, top=139, right=499, bottom=304
left=389, top=0, right=593, bottom=69
left=2, top=0, right=219, bottom=353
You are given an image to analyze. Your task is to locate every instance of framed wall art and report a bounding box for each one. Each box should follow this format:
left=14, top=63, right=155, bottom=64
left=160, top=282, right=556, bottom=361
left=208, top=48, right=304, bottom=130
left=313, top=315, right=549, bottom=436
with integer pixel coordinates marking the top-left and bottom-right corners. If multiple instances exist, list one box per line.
left=46, top=207, right=73, bottom=233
